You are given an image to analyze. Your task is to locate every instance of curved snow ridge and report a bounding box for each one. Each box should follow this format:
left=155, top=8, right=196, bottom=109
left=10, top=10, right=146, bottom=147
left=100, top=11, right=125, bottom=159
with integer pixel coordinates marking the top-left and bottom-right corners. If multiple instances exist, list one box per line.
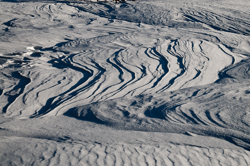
left=65, top=82, right=250, bottom=150
left=218, top=58, right=250, bottom=82
left=50, top=38, right=242, bottom=114
left=12, top=3, right=79, bottom=21
left=1, top=37, right=244, bottom=117
left=1, top=137, right=250, bottom=166
left=0, top=71, right=31, bottom=114
left=183, top=8, right=250, bottom=36
left=70, top=2, right=205, bottom=29
left=54, top=32, right=124, bottom=52
left=156, top=83, right=250, bottom=134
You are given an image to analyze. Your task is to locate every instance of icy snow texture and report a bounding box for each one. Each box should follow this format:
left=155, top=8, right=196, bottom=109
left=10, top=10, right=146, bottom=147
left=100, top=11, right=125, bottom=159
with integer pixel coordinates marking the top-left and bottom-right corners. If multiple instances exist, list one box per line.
left=1, top=0, right=250, bottom=165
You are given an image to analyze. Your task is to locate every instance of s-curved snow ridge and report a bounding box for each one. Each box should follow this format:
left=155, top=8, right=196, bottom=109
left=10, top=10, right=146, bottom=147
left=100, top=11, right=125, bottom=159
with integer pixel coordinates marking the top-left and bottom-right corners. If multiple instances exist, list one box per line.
left=6, top=35, right=242, bottom=117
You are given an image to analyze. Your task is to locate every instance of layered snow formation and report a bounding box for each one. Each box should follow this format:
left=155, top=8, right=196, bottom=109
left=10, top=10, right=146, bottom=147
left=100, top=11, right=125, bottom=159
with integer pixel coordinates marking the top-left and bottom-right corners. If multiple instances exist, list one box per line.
left=1, top=0, right=250, bottom=165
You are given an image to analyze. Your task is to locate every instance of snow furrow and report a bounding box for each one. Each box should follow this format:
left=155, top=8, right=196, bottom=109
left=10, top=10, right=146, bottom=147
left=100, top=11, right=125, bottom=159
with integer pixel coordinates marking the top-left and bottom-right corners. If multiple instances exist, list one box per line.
left=183, top=8, right=250, bottom=36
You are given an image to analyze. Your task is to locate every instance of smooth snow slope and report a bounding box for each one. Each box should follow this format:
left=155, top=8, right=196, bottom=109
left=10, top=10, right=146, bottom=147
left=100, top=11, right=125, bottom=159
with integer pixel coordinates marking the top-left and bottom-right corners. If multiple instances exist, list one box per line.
left=1, top=0, right=250, bottom=165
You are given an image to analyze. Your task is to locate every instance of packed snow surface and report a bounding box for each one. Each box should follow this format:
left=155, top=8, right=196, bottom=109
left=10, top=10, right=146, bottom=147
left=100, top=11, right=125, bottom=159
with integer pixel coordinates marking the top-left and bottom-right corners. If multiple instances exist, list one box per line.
left=1, top=0, right=250, bottom=165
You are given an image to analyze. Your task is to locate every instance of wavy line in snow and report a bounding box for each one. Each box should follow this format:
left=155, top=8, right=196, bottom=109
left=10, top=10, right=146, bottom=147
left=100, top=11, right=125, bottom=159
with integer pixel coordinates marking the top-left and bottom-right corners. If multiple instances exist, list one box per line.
left=1, top=35, right=245, bottom=117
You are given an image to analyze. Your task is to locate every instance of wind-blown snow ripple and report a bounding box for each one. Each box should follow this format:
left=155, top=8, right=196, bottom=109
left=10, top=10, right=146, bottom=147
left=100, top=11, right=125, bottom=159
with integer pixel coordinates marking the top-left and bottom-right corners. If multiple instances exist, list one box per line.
left=1, top=137, right=250, bottom=166
left=183, top=8, right=250, bottom=36
left=1, top=0, right=250, bottom=156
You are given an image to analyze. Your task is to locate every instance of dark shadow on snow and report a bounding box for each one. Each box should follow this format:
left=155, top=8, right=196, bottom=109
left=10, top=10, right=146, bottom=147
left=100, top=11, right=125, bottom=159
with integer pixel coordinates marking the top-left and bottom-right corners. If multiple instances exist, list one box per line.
left=2, top=72, right=31, bottom=113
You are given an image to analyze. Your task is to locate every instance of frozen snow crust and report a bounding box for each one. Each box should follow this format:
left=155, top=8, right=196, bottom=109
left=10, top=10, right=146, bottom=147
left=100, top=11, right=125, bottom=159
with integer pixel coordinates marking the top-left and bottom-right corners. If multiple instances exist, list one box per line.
left=1, top=0, right=250, bottom=165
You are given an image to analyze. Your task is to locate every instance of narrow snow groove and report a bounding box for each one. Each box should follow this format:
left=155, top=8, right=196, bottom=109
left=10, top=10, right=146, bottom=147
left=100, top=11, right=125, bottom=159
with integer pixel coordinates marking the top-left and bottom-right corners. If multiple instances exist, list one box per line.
left=183, top=9, right=250, bottom=36
left=8, top=35, right=243, bottom=117
left=2, top=72, right=31, bottom=114
left=156, top=40, right=186, bottom=93
left=50, top=59, right=92, bottom=95
left=179, top=108, right=200, bottom=125
left=89, top=49, right=136, bottom=100
left=94, top=51, right=126, bottom=100
left=52, top=59, right=107, bottom=114
left=189, top=110, right=208, bottom=125
left=100, top=50, right=149, bottom=99
left=205, top=110, right=224, bottom=127
left=107, top=50, right=125, bottom=83
left=105, top=49, right=136, bottom=96
left=217, top=44, right=235, bottom=65
left=30, top=56, right=94, bottom=117
left=150, top=47, right=169, bottom=88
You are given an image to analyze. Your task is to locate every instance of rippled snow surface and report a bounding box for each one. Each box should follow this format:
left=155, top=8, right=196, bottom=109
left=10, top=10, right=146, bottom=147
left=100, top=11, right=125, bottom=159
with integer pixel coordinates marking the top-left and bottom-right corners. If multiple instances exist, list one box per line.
left=1, top=0, right=250, bottom=165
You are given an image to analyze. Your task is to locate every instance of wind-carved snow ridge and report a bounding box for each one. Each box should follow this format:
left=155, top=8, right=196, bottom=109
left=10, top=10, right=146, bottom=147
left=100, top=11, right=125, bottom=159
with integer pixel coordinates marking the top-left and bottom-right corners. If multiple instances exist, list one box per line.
left=183, top=8, right=250, bottom=36
left=0, top=33, right=245, bottom=117
left=16, top=37, right=241, bottom=117
left=1, top=0, right=250, bottom=164
left=69, top=2, right=205, bottom=29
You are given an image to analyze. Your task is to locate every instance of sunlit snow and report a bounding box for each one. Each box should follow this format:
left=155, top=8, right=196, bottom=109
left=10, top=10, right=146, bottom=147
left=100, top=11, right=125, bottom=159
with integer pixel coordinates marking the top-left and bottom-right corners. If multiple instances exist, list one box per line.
left=1, top=0, right=250, bottom=165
